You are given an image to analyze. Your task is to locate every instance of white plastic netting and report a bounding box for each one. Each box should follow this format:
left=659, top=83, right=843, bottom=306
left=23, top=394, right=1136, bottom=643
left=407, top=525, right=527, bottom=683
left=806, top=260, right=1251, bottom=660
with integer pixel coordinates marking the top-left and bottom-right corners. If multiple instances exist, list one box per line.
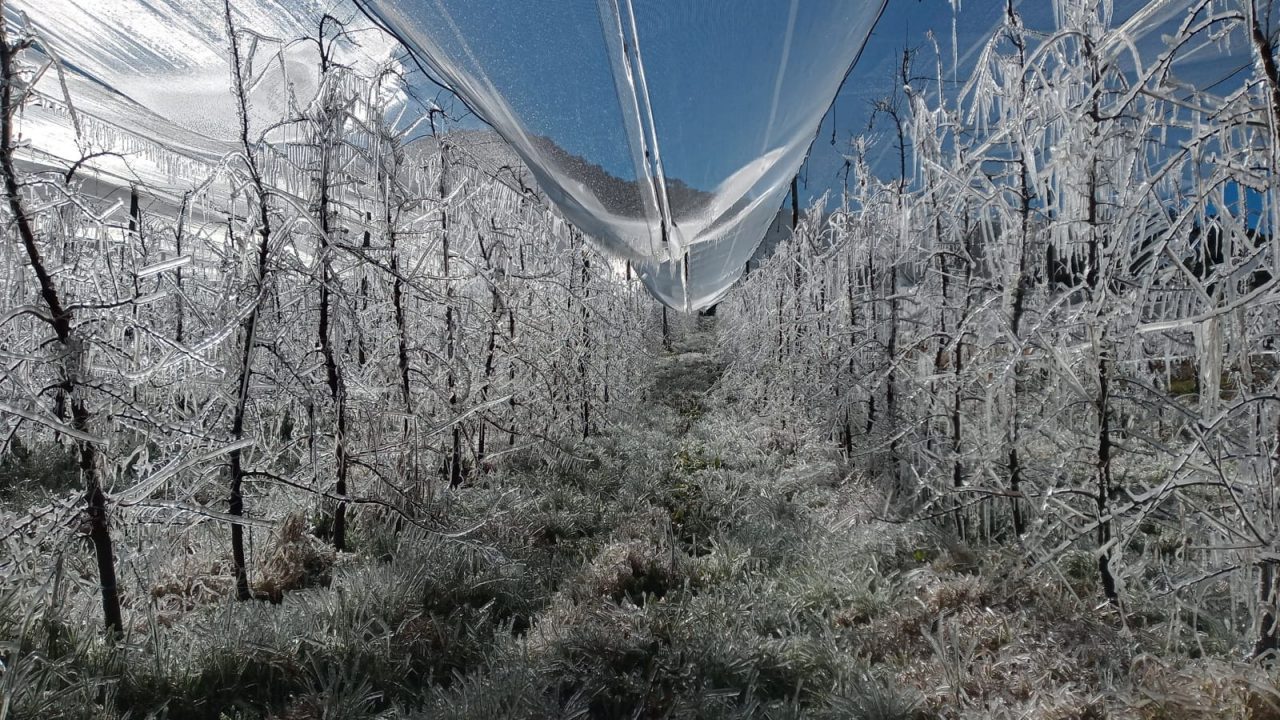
left=356, top=0, right=887, bottom=309
left=8, top=0, right=885, bottom=309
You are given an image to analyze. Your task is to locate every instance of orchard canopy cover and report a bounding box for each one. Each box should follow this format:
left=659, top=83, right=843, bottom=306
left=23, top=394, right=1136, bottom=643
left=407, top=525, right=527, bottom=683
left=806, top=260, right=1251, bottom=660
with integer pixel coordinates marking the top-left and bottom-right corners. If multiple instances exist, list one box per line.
left=357, top=1, right=888, bottom=309
left=9, top=0, right=886, bottom=310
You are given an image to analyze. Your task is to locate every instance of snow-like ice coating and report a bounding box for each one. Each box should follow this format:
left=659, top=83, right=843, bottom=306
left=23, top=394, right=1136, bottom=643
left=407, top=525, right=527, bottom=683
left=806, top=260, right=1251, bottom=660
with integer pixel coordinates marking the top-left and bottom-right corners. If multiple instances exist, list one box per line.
left=356, top=0, right=887, bottom=309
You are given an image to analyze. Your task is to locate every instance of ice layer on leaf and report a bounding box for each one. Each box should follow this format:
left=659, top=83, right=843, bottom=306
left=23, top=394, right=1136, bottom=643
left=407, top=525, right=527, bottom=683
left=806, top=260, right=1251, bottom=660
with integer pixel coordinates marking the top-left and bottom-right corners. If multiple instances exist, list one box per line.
left=359, top=0, right=886, bottom=309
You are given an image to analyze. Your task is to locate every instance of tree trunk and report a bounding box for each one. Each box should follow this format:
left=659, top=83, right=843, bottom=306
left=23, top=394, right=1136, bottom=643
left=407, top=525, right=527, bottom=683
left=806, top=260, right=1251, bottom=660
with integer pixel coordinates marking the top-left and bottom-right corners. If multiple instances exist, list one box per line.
left=314, top=74, right=348, bottom=551
left=225, top=0, right=274, bottom=599
left=0, top=11, right=123, bottom=633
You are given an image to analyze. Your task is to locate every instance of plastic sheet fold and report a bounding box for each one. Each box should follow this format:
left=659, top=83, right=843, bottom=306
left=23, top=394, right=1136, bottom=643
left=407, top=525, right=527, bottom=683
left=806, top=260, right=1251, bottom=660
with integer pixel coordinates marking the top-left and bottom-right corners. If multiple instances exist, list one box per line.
left=359, top=0, right=887, bottom=309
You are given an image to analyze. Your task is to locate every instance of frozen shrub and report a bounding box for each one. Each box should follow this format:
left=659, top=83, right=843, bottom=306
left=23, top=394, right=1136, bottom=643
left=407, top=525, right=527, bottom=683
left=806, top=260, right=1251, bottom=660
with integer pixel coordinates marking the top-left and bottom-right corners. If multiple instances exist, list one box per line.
left=255, top=513, right=337, bottom=602
left=151, top=568, right=236, bottom=615
left=573, top=539, right=679, bottom=606
left=817, top=675, right=924, bottom=720
left=0, top=439, right=79, bottom=503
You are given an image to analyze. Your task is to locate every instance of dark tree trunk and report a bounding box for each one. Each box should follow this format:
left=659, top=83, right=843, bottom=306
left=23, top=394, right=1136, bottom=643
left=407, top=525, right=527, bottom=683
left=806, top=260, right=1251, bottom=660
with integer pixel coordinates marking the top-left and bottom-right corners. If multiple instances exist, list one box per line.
left=225, top=0, right=275, bottom=599
left=791, top=175, right=799, bottom=229
left=440, top=147, right=464, bottom=488
left=315, top=77, right=347, bottom=551
left=1095, top=339, right=1119, bottom=606
left=579, top=244, right=592, bottom=439
left=0, top=10, right=122, bottom=634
